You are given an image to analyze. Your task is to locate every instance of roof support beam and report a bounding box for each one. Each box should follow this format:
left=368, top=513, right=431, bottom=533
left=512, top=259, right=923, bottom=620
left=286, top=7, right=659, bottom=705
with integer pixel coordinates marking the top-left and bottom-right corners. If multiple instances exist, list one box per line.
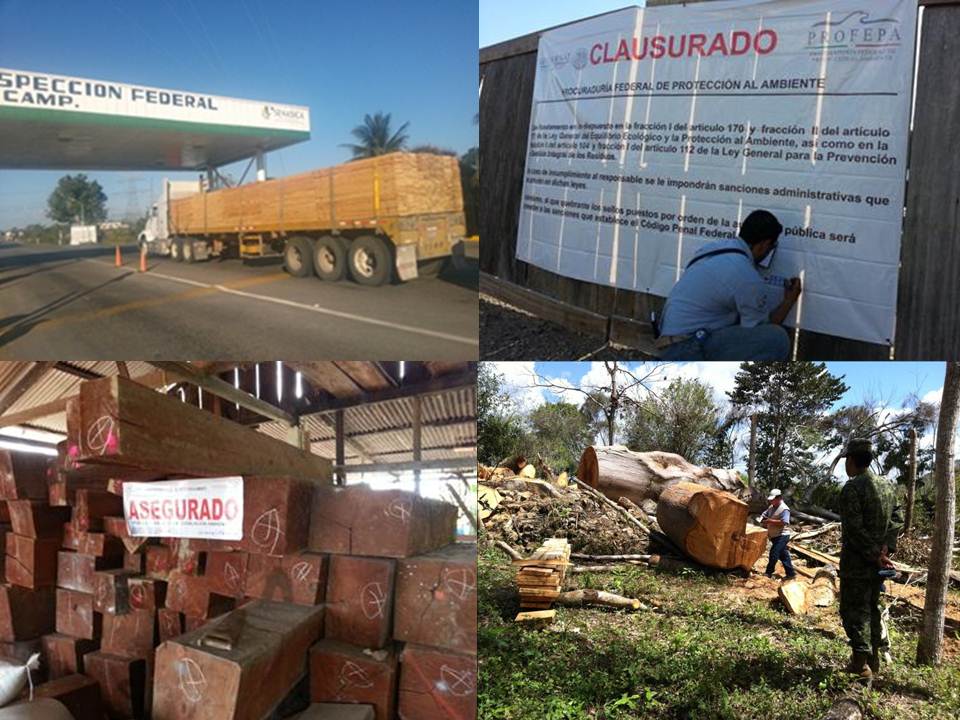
left=53, top=362, right=102, bottom=380
left=335, top=457, right=477, bottom=474
left=0, top=362, right=56, bottom=416
left=148, top=362, right=295, bottom=426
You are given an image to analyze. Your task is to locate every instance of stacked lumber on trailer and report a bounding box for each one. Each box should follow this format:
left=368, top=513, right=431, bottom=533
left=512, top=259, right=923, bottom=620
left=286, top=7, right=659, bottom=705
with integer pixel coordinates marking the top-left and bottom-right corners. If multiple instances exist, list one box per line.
left=656, top=482, right=767, bottom=571
left=577, top=446, right=748, bottom=506
left=512, top=538, right=571, bottom=611
left=169, top=152, right=463, bottom=236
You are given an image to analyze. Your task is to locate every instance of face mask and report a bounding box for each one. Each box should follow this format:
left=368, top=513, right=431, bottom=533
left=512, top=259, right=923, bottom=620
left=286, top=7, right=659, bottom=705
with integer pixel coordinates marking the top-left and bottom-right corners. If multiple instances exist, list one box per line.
left=756, top=244, right=777, bottom=270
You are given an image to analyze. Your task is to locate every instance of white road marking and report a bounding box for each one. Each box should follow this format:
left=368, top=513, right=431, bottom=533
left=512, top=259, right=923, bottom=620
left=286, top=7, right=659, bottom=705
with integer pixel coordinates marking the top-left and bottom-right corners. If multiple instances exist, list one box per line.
left=142, top=270, right=478, bottom=346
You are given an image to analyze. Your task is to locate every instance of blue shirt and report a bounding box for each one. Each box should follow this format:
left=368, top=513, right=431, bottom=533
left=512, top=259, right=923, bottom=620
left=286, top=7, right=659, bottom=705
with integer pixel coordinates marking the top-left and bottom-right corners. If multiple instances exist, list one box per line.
left=659, top=237, right=773, bottom=336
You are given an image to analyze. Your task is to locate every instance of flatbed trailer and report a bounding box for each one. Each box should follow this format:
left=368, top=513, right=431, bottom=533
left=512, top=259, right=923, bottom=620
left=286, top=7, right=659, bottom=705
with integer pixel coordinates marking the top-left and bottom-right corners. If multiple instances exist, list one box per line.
left=139, top=152, right=465, bottom=285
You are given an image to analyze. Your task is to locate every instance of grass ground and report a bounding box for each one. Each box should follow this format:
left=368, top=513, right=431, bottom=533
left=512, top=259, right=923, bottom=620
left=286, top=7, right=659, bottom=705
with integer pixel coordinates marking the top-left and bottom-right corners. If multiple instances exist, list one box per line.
left=479, top=544, right=960, bottom=720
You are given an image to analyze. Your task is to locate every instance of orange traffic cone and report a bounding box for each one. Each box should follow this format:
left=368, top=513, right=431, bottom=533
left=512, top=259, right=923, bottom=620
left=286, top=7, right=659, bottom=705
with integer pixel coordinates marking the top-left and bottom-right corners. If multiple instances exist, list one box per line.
left=139, top=245, right=147, bottom=273
left=114, top=245, right=122, bottom=267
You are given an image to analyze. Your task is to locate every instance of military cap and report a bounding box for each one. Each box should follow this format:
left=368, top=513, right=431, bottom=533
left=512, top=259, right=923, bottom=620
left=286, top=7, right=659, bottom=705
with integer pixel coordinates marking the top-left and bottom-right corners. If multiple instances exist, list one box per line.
left=841, top=438, right=874, bottom=456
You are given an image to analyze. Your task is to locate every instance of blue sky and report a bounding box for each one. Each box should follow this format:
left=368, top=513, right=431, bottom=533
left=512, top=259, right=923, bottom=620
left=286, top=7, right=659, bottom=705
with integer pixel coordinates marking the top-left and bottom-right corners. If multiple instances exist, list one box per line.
left=0, top=0, right=477, bottom=227
left=480, top=0, right=641, bottom=48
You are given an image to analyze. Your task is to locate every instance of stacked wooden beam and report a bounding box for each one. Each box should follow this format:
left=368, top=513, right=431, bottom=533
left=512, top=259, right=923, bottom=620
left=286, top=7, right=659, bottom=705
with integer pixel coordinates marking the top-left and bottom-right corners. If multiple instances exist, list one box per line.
left=513, top=537, right=571, bottom=610
left=0, top=376, right=475, bottom=719
left=308, top=484, right=473, bottom=720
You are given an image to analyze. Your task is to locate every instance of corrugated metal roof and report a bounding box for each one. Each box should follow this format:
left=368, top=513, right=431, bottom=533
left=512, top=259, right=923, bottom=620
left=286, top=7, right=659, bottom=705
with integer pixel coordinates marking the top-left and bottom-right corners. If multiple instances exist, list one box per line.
left=0, top=362, right=476, bottom=466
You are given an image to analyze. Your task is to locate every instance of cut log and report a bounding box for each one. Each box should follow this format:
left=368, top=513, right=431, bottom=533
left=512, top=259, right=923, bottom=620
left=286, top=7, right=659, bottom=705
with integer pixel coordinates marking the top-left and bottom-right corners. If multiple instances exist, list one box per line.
left=494, top=541, right=522, bottom=561
left=810, top=568, right=838, bottom=607
left=398, top=643, right=476, bottom=720
left=309, top=639, right=398, bottom=720
left=153, top=600, right=324, bottom=720
left=309, top=485, right=457, bottom=558
left=0, top=450, right=50, bottom=500
left=41, top=633, right=99, bottom=678
left=394, top=543, right=476, bottom=655
left=778, top=578, right=808, bottom=615
left=73, top=376, right=331, bottom=481
left=325, top=555, right=396, bottom=650
left=85, top=650, right=147, bottom=720
left=577, top=446, right=747, bottom=506
left=244, top=551, right=328, bottom=606
left=33, top=673, right=104, bottom=720
left=570, top=553, right=652, bottom=562
left=555, top=589, right=645, bottom=610
left=656, top=482, right=768, bottom=571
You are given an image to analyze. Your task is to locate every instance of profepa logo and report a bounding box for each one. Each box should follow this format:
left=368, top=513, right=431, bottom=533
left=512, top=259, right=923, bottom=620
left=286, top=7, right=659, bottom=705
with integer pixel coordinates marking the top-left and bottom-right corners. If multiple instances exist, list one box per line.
left=807, top=11, right=902, bottom=53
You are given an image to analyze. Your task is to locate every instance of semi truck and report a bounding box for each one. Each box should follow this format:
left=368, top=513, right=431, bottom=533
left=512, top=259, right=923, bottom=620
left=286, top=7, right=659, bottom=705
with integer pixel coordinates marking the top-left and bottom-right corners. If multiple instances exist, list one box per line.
left=138, top=152, right=465, bottom=285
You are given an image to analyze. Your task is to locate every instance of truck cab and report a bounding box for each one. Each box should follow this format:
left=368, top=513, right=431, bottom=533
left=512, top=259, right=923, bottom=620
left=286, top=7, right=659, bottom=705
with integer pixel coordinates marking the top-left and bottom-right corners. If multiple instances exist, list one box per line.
left=138, top=179, right=201, bottom=256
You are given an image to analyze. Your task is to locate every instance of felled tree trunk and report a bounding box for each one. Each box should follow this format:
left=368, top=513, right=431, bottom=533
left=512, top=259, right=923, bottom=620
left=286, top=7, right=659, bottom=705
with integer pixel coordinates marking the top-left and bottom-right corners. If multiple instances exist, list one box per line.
left=656, top=481, right=767, bottom=571
left=555, top=590, right=643, bottom=609
left=577, top=446, right=747, bottom=507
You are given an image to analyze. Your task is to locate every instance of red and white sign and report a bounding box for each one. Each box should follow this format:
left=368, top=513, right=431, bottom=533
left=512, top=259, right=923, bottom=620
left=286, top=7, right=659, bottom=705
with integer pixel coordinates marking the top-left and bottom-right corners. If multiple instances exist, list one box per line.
left=123, top=477, right=244, bottom=540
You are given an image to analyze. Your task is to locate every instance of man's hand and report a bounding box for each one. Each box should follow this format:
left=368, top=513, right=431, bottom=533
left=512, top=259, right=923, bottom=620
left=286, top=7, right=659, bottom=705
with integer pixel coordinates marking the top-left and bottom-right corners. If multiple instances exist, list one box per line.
left=770, top=277, right=803, bottom=325
left=878, top=544, right=894, bottom=569
left=784, top=277, right=802, bottom=304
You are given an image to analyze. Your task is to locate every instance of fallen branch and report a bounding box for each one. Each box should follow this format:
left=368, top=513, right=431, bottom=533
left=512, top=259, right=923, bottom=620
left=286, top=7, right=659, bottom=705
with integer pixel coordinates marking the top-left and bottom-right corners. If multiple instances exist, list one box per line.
left=555, top=589, right=646, bottom=610
left=572, top=477, right=649, bottom=534
left=790, top=509, right=831, bottom=526
left=571, top=564, right=645, bottom=573
left=495, top=540, right=523, bottom=561
left=791, top=522, right=840, bottom=542
left=571, top=553, right=653, bottom=562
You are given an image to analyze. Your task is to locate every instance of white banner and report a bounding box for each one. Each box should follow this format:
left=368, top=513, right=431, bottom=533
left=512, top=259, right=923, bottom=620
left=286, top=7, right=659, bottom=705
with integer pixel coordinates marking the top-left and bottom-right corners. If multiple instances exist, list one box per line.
left=517, top=0, right=917, bottom=345
left=123, top=477, right=244, bottom=540
left=0, top=68, right=310, bottom=132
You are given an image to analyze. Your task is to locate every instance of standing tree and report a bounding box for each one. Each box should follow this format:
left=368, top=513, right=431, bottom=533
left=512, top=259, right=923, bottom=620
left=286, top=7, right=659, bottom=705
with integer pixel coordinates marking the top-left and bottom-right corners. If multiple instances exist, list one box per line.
left=477, top=363, right=529, bottom=465
left=342, top=112, right=410, bottom=158
left=917, top=362, right=960, bottom=665
left=47, top=174, right=108, bottom=225
left=621, top=377, right=724, bottom=464
left=728, top=362, right=848, bottom=492
left=532, top=362, right=662, bottom=446
left=528, top=401, right=595, bottom=473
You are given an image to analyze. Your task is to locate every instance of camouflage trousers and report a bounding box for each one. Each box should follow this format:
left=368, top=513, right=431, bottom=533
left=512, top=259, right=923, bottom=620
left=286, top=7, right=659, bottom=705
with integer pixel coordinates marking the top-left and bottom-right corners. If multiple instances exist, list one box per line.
left=839, top=575, right=889, bottom=654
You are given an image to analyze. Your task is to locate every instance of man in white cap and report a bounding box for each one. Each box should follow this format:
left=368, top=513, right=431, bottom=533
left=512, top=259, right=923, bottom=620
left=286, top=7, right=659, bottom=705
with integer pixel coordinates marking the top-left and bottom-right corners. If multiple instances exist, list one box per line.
left=760, top=489, right=796, bottom=579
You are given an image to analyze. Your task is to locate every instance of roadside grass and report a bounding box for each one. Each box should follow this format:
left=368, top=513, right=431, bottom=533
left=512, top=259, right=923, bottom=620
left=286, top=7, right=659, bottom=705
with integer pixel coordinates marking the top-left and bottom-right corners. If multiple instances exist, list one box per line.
left=479, top=545, right=960, bottom=720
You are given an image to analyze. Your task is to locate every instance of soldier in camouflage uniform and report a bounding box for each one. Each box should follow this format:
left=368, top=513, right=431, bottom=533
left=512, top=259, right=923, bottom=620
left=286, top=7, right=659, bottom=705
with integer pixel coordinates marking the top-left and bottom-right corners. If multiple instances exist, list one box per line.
left=838, top=438, right=904, bottom=679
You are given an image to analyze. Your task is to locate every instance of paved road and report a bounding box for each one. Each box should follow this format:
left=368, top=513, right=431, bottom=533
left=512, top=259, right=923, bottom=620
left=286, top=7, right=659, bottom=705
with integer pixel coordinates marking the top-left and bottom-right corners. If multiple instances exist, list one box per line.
left=0, top=242, right=478, bottom=359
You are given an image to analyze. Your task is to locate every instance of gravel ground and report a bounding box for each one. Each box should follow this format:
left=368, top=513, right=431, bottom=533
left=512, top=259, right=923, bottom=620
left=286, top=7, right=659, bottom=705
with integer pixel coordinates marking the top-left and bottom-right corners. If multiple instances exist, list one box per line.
left=480, top=295, right=654, bottom=360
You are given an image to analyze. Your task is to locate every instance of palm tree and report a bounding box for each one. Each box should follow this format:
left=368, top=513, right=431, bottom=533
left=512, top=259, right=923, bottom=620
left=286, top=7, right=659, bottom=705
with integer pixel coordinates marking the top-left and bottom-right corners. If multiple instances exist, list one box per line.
left=342, top=112, right=410, bottom=159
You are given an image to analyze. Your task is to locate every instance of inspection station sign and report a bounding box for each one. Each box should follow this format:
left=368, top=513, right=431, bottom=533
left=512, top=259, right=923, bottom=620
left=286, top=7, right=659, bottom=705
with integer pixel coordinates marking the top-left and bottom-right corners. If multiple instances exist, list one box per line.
left=124, top=477, right=244, bottom=540
left=0, top=67, right=310, bottom=133
left=516, top=0, right=917, bottom=345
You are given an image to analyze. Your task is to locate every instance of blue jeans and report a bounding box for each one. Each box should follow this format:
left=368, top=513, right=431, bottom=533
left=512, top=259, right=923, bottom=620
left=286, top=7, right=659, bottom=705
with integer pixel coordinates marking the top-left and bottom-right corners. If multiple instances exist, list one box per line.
left=766, top=534, right=796, bottom=578
left=660, top=324, right=790, bottom=360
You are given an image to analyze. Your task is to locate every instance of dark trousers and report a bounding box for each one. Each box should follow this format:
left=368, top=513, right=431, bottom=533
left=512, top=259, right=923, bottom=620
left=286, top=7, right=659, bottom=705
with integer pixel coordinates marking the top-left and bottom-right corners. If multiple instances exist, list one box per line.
left=765, top=534, right=795, bottom=577
left=839, top=576, right=887, bottom=654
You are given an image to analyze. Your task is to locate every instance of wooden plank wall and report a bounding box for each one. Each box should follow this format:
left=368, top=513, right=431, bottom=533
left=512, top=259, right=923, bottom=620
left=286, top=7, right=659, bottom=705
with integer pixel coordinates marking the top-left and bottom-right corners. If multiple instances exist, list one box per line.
left=896, top=3, right=960, bottom=359
left=480, top=1, right=955, bottom=360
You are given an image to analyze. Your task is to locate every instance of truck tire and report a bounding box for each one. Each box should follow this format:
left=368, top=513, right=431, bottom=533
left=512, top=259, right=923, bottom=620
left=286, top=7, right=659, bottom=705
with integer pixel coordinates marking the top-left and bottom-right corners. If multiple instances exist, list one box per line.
left=284, top=236, right=314, bottom=278
left=170, top=237, right=183, bottom=262
left=313, top=236, right=347, bottom=282
left=348, top=235, right=392, bottom=286
left=182, top=238, right=195, bottom=263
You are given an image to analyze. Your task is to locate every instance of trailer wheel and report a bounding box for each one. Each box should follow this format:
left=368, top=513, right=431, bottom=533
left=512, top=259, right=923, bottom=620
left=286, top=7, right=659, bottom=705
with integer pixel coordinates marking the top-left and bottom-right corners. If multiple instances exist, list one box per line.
left=313, top=236, right=347, bottom=282
left=348, top=236, right=391, bottom=286
left=182, top=238, right=195, bottom=263
left=170, top=237, right=183, bottom=262
left=284, top=236, right=314, bottom=278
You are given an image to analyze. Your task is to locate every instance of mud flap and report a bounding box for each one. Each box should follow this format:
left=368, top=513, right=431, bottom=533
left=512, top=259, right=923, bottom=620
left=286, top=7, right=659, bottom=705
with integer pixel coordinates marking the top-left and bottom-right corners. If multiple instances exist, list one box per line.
left=395, top=244, right=418, bottom=282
